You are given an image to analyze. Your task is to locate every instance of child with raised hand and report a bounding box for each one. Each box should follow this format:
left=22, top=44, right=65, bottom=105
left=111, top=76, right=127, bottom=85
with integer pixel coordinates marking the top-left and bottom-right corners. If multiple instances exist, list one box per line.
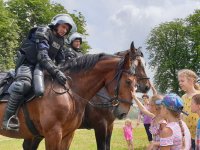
left=123, top=119, right=134, bottom=150
left=178, top=69, right=200, bottom=149
left=137, top=94, right=153, bottom=142
left=132, top=89, right=167, bottom=150
left=160, top=93, right=191, bottom=150
left=137, top=81, right=157, bottom=142
left=191, top=94, right=200, bottom=149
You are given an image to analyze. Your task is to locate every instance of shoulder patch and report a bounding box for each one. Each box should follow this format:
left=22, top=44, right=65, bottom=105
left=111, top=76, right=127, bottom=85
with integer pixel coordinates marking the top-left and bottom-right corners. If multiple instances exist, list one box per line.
left=35, top=26, right=50, bottom=41
left=52, top=41, right=61, bottom=50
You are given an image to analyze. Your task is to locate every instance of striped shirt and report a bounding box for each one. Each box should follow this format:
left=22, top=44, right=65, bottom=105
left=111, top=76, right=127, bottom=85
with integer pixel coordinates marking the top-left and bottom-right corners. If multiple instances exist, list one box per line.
left=160, top=121, right=191, bottom=150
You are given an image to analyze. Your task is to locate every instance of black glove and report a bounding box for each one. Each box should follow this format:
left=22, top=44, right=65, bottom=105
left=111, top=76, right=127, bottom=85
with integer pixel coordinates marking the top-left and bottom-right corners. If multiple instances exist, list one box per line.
left=55, top=70, right=67, bottom=85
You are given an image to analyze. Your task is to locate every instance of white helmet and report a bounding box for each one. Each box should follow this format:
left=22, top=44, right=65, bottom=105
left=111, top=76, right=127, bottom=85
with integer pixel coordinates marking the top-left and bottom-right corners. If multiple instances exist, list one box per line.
left=69, top=32, right=82, bottom=44
left=50, top=14, right=77, bottom=34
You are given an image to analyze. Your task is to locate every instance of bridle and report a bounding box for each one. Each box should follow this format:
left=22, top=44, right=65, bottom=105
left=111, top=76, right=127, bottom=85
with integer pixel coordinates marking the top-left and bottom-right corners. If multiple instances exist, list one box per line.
left=88, top=68, right=134, bottom=108
left=89, top=53, right=150, bottom=108
left=51, top=51, right=150, bottom=108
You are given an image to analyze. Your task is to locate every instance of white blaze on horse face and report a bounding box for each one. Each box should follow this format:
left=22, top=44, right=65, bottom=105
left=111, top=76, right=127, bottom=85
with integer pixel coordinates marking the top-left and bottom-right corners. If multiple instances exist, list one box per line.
left=140, top=57, right=148, bottom=72
left=133, top=58, right=139, bottom=67
left=140, top=57, right=146, bottom=67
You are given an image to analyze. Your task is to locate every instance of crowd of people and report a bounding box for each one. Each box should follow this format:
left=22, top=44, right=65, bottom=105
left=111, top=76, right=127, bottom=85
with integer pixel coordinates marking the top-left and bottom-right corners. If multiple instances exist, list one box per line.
left=123, top=69, right=200, bottom=150
left=0, top=12, right=199, bottom=150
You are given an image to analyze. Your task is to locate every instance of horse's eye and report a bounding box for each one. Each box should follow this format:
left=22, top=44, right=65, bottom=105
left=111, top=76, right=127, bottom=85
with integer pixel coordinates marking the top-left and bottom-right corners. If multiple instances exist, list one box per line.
left=126, top=80, right=132, bottom=86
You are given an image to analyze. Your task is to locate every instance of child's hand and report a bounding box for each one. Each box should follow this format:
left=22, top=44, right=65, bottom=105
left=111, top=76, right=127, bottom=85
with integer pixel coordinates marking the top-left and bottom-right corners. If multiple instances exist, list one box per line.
left=131, top=86, right=137, bottom=100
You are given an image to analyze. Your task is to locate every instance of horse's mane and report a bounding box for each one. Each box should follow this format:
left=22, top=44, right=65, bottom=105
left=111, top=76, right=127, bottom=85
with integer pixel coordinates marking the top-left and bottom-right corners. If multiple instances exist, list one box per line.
left=114, top=49, right=129, bottom=56
left=62, top=53, right=115, bottom=72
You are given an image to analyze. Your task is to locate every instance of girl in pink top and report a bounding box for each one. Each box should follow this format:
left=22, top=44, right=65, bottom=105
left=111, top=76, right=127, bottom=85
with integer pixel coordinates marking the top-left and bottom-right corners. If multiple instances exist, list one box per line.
left=123, top=119, right=134, bottom=150
left=132, top=91, right=166, bottom=150
left=160, top=93, right=191, bottom=150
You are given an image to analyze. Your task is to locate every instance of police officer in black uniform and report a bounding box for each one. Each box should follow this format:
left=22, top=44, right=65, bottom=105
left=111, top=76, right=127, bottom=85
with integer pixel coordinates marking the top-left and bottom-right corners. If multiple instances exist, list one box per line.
left=1, top=14, right=77, bottom=131
left=65, top=32, right=83, bottom=62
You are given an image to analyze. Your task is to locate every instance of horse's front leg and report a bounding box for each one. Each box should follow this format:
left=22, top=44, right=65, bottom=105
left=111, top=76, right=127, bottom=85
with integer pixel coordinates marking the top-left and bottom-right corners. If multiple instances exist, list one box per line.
left=94, top=123, right=107, bottom=150
left=23, top=137, right=43, bottom=150
left=60, top=131, right=75, bottom=150
left=44, top=128, right=62, bottom=150
left=106, top=123, right=114, bottom=150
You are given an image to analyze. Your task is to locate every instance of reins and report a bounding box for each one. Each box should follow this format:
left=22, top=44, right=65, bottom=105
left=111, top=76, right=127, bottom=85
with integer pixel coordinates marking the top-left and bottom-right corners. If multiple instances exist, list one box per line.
left=51, top=78, right=69, bottom=95
left=51, top=53, right=149, bottom=108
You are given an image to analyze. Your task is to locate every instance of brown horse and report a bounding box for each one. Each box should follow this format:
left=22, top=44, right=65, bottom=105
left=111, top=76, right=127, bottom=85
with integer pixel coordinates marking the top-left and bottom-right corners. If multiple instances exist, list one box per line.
left=79, top=44, right=149, bottom=150
left=0, top=50, right=146, bottom=150
left=22, top=42, right=150, bottom=150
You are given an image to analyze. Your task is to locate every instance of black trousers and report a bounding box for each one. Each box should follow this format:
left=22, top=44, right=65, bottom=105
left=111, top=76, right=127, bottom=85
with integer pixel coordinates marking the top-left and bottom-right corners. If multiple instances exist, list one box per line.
left=144, top=123, right=152, bottom=142
left=192, top=138, right=195, bottom=150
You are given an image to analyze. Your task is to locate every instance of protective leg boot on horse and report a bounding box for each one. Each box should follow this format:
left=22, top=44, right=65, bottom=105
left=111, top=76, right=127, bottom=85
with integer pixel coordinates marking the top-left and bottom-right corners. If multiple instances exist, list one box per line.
left=1, top=65, right=32, bottom=131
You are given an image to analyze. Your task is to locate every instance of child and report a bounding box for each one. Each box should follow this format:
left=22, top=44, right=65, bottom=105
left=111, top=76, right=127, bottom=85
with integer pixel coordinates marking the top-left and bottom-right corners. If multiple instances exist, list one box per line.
left=178, top=69, right=200, bottom=149
left=137, top=81, right=157, bottom=142
left=160, top=93, right=191, bottom=150
left=123, top=119, right=134, bottom=150
left=191, top=94, right=200, bottom=149
left=137, top=94, right=153, bottom=142
left=132, top=90, right=167, bottom=150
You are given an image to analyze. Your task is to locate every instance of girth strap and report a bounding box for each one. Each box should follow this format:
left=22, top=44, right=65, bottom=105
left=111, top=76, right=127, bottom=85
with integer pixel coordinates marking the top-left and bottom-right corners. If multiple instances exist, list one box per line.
left=22, top=104, right=42, bottom=138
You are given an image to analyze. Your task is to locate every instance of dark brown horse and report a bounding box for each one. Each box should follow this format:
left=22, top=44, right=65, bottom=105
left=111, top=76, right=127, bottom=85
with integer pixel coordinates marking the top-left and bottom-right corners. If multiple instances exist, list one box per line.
left=0, top=50, right=147, bottom=150
left=22, top=42, right=150, bottom=150
left=79, top=44, right=149, bottom=150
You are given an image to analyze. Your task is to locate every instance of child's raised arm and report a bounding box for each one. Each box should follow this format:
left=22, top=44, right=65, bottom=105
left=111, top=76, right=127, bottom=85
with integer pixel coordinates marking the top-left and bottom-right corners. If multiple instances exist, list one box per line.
left=131, top=91, right=155, bottom=118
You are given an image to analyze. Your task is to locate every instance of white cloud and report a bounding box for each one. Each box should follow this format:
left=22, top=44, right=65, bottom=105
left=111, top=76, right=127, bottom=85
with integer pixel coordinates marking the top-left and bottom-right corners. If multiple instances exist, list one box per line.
left=53, top=0, right=200, bottom=82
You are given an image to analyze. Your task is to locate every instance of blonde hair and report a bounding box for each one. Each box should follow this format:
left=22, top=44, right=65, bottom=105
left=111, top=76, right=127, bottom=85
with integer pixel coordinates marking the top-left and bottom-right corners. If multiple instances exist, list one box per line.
left=178, top=69, right=200, bottom=90
left=125, top=118, right=132, bottom=126
left=150, top=94, right=163, bottom=110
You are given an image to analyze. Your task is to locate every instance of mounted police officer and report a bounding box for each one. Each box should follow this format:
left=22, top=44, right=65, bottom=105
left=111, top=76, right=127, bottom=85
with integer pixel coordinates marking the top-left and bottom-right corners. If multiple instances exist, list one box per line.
left=65, top=32, right=83, bottom=62
left=1, top=14, right=77, bottom=131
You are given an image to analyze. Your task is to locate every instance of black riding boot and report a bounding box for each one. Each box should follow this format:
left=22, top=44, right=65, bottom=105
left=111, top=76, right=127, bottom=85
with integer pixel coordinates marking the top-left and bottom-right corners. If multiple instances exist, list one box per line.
left=1, top=94, right=23, bottom=131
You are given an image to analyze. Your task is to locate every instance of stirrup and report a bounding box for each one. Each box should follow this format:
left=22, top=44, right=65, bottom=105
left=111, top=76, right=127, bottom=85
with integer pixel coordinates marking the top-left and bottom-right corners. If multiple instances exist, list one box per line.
left=5, top=115, right=19, bottom=131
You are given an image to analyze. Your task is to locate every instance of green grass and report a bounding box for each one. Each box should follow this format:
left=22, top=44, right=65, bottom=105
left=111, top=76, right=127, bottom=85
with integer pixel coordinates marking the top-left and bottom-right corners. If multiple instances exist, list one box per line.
left=0, top=120, right=149, bottom=150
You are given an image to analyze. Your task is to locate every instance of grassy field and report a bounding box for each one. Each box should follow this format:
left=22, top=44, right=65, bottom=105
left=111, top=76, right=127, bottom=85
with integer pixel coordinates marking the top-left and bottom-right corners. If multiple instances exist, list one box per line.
left=0, top=120, right=149, bottom=150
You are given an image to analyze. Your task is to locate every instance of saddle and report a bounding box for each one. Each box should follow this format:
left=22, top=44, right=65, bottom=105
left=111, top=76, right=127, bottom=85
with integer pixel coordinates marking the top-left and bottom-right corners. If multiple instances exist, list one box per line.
left=0, top=70, right=15, bottom=99
left=0, top=70, right=35, bottom=103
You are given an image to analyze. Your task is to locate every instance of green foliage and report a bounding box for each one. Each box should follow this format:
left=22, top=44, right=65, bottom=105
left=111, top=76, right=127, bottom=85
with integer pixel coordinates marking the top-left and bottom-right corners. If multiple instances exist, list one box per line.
left=69, top=11, right=91, bottom=53
left=146, top=10, right=200, bottom=94
left=6, top=0, right=67, bottom=40
left=0, top=0, right=90, bottom=71
left=186, top=9, right=200, bottom=75
left=6, top=0, right=90, bottom=52
left=0, top=0, right=20, bottom=71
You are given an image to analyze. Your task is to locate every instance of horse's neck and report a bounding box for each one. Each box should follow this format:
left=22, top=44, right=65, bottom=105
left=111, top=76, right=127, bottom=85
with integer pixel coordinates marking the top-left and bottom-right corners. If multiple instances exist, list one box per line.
left=70, top=58, right=119, bottom=100
left=70, top=71, right=106, bottom=100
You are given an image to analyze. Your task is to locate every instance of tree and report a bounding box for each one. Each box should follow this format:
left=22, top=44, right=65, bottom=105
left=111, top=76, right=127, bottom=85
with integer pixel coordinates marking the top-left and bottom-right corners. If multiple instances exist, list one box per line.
left=6, top=0, right=90, bottom=51
left=0, top=0, right=90, bottom=71
left=0, top=0, right=20, bottom=71
left=69, top=11, right=90, bottom=54
left=146, top=10, right=200, bottom=94
left=185, top=9, right=200, bottom=75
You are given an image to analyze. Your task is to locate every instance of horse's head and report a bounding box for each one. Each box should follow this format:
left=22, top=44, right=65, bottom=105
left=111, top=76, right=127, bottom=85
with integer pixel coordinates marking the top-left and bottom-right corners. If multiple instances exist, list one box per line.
left=103, top=42, right=150, bottom=119
left=103, top=52, right=138, bottom=119
left=129, top=41, right=150, bottom=93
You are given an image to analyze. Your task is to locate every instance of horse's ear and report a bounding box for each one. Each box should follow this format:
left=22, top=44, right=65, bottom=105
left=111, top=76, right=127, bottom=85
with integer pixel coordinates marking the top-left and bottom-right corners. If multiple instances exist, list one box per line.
left=130, top=41, right=134, bottom=49
left=130, top=41, right=136, bottom=54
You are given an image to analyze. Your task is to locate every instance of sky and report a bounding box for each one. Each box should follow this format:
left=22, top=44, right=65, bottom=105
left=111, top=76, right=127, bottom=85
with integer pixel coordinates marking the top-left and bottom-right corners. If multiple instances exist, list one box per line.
left=54, top=0, right=200, bottom=94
